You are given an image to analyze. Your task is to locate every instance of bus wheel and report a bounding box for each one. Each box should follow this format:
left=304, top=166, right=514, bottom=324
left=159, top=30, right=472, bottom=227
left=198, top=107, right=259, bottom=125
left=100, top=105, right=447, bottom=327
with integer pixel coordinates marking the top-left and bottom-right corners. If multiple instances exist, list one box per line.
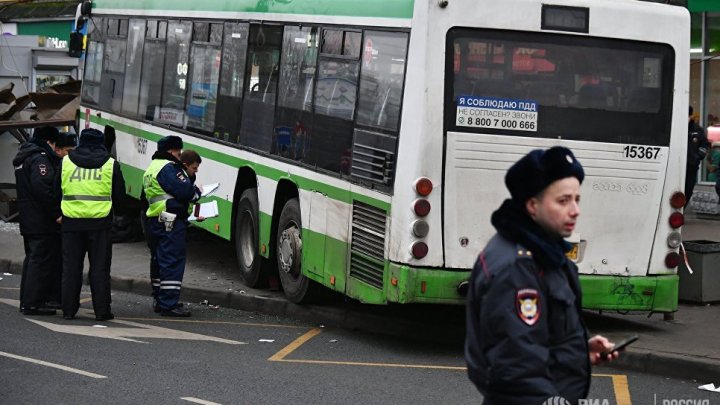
left=235, top=189, right=267, bottom=288
left=276, top=197, right=319, bottom=303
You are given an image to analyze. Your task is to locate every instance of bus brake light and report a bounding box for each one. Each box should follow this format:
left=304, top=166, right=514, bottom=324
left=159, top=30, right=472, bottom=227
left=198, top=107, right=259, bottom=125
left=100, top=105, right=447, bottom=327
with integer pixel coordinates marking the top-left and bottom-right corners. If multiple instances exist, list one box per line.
left=669, top=212, right=684, bottom=228
left=414, top=177, right=433, bottom=196
left=413, top=199, right=431, bottom=217
left=411, top=241, right=428, bottom=259
left=670, top=192, right=686, bottom=209
left=665, top=252, right=681, bottom=268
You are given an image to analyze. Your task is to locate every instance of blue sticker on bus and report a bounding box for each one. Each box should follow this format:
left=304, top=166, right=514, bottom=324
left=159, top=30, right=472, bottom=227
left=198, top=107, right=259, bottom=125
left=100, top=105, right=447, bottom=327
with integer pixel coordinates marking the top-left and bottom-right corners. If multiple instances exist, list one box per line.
left=456, top=96, right=539, bottom=132
left=457, top=96, right=537, bottom=112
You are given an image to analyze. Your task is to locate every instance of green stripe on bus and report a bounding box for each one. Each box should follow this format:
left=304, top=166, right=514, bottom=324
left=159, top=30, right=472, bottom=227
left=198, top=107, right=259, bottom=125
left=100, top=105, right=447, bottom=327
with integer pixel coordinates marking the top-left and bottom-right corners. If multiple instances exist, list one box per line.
left=92, top=0, right=415, bottom=19
left=84, top=112, right=391, bottom=212
left=579, top=274, right=678, bottom=312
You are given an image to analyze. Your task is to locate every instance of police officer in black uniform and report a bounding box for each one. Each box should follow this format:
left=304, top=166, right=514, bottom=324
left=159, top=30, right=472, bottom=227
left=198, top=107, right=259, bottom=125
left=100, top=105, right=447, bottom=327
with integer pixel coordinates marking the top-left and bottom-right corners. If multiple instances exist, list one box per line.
left=465, top=147, right=618, bottom=405
left=686, top=106, right=709, bottom=207
left=13, top=126, right=63, bottom=315
left=56, top=129, right=126, bottom=320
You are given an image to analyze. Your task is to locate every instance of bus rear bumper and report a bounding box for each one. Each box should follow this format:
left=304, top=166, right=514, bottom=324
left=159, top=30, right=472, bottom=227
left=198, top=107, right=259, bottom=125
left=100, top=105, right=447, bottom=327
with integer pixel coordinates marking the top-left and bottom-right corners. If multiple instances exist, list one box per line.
left=383, top=264, right=679, bottom=311
left=579, top=274, right=679, bottom=313
left=386, top=263, right=470, bottom=305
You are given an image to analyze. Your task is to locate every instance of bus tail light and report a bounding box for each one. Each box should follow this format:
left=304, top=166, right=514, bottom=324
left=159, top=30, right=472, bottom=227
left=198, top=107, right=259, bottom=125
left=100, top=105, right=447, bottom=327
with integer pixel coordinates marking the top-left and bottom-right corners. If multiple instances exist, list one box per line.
left=668, top=212, right=684, bottom=228
left=413, top=199, right=431, bottom=217
left=411, top=241, right=428, bottom=259
left=414, top=177, right=433, bottom=196
left=412, top=220, right=430, bottom=238
left=670, top=192, right=686, bottom=209
left=665, top=252, right=681, bottom=268
left=667, top=231, right=681, bottom=248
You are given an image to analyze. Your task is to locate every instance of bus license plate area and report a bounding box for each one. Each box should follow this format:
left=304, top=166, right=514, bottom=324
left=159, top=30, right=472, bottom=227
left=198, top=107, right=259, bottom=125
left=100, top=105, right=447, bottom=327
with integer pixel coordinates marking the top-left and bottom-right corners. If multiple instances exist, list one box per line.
left=566, top=244, right=579, bottom=261
left=565, top=240, right=586, bottom=263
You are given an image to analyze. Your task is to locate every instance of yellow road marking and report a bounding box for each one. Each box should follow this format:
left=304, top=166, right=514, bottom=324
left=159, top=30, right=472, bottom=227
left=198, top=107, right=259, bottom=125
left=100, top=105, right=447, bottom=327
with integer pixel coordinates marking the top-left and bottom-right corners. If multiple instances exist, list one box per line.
left=119, top=317, right=305, bottom=329
left=595, top=374, right=632, bottom=405
left=276, top=358, right=467, bottom=370
left=269, top=327, right=322, bottom=361
left=79, top=297, right=92, bottom=304
left=0, top=350, right=107, bottom=379
left=268, top=327, right=465, bottom=369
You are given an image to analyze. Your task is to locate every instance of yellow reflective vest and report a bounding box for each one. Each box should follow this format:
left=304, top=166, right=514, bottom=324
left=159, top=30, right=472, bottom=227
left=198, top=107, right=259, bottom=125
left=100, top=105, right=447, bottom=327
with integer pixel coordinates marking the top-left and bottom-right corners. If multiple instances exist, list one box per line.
left=143, top=159, right=173, bottom=218
left=60, top=157, right=114, bottom=219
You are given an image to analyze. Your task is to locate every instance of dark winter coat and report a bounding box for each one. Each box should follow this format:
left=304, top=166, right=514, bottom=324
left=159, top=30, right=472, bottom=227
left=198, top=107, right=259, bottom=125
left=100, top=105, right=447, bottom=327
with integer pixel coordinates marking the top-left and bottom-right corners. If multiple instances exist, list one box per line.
left=54, top=143, right=126, bottom=231
left=687, top=120, right=709, bottom=172
left=12, top=139, right=62, bottom=235
left=465, top=200, right=590, bottom=405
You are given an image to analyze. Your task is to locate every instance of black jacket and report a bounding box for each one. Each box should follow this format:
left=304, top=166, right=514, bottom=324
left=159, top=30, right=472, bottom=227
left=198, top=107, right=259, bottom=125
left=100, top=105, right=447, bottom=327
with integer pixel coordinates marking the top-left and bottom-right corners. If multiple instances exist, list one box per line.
left=465, top=200, right=590, bottom=405
left=12, top=139, right=62, bottom=235
left=687, top=120, right=709, bottom=171
left=54, top=144, right=126, bottom=232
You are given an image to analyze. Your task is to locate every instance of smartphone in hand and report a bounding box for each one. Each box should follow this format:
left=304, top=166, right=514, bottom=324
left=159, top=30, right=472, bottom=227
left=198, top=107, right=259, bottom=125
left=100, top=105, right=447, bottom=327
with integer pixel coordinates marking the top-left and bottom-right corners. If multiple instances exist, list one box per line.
left=602, top=335, right=639, bottom=359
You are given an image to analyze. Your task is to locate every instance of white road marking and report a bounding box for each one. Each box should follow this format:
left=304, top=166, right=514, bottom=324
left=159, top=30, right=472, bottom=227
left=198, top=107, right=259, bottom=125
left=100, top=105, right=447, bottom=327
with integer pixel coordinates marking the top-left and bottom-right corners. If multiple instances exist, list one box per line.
left=0, top=351, right=107, bottom=379
left=0, top=298, right=246, bottom=345
left=180, top=397, right=223, bottom=405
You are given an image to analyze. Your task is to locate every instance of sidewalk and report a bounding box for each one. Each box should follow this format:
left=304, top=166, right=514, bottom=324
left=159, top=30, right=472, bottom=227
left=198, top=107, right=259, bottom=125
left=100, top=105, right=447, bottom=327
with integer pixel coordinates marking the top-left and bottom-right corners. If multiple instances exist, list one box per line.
left=1, top=218, right=719, bottom=382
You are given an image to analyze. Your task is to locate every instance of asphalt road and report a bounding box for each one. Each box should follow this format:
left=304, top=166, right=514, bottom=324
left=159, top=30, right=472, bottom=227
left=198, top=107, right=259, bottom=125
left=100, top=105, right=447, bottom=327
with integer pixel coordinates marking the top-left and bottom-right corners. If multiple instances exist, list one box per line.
left=1, top=274, right=718, bottom=405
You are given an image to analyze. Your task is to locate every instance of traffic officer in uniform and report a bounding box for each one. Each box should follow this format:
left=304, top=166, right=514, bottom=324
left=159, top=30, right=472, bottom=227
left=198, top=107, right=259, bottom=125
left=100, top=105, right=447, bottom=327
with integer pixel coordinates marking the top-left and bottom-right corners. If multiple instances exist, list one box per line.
left=56, top=128, right=126, bottom=320
left=143, top=136, right=200, bottom=317
left=465, top=147, right=619, bottom=405
left=13, top=126, right=62, bottom=315
left=54, top=132, right=77, bottom=158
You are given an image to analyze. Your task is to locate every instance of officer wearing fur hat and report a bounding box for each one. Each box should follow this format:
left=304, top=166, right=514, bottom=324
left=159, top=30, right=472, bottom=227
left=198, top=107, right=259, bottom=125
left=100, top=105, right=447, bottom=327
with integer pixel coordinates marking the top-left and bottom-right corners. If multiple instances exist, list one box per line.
left=465, top=147, right=619, bottom=405
left=56, top=128, right=126, bottom=321
left=13, top=126, right=63, bottom=315
left=54, top=132, right=77, bottom=158
left=143, top=135, right=201, bottom=317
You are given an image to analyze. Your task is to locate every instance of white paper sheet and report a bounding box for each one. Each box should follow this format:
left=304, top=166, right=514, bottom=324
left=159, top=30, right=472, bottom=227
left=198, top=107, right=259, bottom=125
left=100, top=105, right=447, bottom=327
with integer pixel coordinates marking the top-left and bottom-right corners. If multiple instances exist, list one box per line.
left=189, top=200, right=219, bottom=221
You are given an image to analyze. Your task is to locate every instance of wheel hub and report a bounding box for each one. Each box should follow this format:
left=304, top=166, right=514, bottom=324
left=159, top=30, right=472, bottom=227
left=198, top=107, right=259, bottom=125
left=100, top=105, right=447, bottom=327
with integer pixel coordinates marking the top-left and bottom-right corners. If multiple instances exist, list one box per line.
left=278, top=227, right=301, bottom=275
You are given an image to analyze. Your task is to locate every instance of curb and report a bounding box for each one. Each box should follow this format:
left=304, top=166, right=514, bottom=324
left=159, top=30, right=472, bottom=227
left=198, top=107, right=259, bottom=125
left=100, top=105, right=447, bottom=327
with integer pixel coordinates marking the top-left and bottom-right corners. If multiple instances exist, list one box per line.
left=4, top=257, right=720, bottom=381
left=607, top=349, right=720, bottom=383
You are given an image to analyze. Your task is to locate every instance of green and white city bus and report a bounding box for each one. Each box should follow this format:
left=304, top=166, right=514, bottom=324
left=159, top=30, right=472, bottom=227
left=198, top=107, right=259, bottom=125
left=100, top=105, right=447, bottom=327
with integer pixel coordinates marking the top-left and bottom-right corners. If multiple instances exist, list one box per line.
left=78, top=0, right=689, bottom=312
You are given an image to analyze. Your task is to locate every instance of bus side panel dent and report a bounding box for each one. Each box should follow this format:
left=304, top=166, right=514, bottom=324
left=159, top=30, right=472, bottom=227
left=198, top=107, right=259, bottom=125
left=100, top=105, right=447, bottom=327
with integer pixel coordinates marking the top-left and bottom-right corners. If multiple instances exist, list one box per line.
left=579, top=275, right=678, bottom=312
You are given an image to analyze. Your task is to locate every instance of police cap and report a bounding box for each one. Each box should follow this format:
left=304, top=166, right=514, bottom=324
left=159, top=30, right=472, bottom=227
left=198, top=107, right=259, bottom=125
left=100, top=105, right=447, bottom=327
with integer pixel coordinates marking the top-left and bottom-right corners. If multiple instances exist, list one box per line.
left=505, top=146, right=585, bottom=204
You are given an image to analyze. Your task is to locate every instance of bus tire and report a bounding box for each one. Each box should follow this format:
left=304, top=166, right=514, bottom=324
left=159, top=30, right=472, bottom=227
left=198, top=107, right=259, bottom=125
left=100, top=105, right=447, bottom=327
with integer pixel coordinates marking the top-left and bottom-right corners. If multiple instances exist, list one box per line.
left=276, top=197, right=319, bottom=303
left=235, top=188, right=267, bottom=288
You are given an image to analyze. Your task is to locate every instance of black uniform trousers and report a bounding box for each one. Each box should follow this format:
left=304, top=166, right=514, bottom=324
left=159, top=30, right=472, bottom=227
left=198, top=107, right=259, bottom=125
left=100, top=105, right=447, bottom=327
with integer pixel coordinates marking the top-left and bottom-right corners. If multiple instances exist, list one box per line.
left=61, top=229, right=112, bottom=317
left=20, top=233, right=61, bottom=309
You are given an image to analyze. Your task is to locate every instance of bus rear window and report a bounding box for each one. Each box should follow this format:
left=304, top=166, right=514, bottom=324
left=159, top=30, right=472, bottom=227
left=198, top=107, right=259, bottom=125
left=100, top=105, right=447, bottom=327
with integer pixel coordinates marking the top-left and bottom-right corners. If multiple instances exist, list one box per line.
left=445, top=28, right=675, bottom=147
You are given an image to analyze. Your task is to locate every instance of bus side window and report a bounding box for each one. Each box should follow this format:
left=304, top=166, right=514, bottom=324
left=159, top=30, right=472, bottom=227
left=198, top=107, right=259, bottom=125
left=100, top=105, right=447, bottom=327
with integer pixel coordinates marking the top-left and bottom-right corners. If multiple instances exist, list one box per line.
left=81, top=18, right=106, bottom=106
left=274, top=26, right=318, bottom=160
left=120, top=18, right=146, bottom=117
left=100, top=18, right=128, bottom=113
left=158, top=20, right=192, bottom=127
left=138, top=20, right=167, bottom=122
left=215, top=22, right=249, bottom=144
left=352, top=30, right=409, bottom=188
left=308, top=28, right=361, bottom=175
left=185, top=22, right=222, bottom=135
left=239, top=24, right=283, bottom=152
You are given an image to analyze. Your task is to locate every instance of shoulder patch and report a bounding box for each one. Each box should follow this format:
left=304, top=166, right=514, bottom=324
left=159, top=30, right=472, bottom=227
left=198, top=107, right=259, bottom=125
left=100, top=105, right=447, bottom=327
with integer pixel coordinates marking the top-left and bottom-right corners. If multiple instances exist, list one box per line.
left=38, top=164, right=47, bottom=176
left=516, top=288, right=540, bottom=326
left=176, top=171, right=187, bottom=182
